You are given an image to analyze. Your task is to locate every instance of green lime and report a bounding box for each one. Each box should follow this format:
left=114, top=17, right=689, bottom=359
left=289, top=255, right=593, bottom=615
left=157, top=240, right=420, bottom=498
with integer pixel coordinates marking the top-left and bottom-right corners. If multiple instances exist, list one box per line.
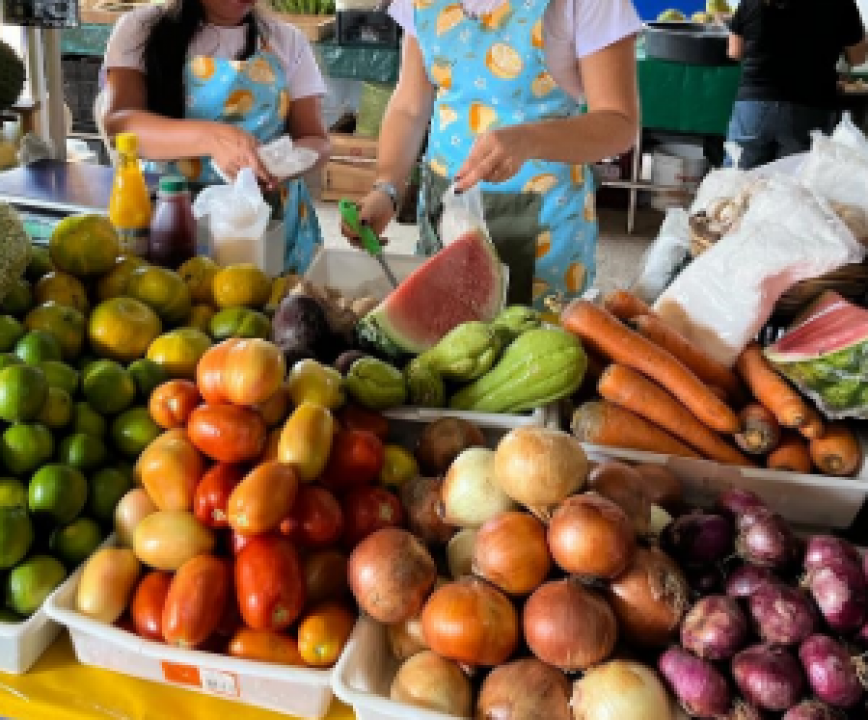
left=128, top=358, right=169, bottom=401
left=0, top=353, right=22, bottom=372
left=57, top=433, right=108, bottom=472
left=38, top=360, right=80, bottom=396
left=0, top=506, right=33, bottom=569
left=82, top=360, right=136, bottom=415
left=14, top=329, right=63, bottom=365
left=5, top=556, right=66, bottom=617
left=0, top=279, right=34, bottom=318
left=26, top=246, right=54, bottom=282
left=29, top=464, right=88, bottom=525
left=37, top=386, right=73, bottom=430
left=49, top=517, right=103, bottom=567
left=111, top=407, right=160, bottom=457
left=0, top=364, right=48, bottom=422
left=76, top=354, right=98, bottom=375
left=209, top=307, right=272, bottom=340
left=0, top=316, right=25, bottom=352
left=88, top=467, right=133, bottom=524
left=0, top=477, right=27, bottom=509
left=0, top=607, right=23, bottom=622
left=0, top=423, right=54, bottom=476
left=71, top=401, right=107, bottom=439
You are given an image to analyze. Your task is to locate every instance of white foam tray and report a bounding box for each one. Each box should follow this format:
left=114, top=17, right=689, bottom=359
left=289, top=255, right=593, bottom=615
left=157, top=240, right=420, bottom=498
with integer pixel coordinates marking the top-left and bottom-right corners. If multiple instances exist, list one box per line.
left=45, top=542, right=348, bottom=719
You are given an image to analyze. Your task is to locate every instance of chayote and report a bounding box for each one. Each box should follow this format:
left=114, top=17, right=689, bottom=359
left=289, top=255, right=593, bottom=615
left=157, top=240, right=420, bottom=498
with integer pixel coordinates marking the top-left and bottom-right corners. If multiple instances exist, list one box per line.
left=422, top=321, right=501, bottom=383
left=345, top=357, right=407, bottom=410
left=405, top=357, right=446, bottom=408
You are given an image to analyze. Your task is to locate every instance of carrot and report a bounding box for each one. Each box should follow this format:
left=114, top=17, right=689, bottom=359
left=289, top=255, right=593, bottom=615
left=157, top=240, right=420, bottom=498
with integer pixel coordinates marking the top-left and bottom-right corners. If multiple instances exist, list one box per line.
left=767, top=434, right=814, bottom=474
left=798, top=408, right=825, bottom=441
left=630, top=314, right=746, bottom=403
left=598, top=365, right=753, bottom=467
left=571, top=400, right=701, bottom=460
left=809, top=423, right=863, bottom=477
left=735, top=343, right=814, bottom=429
left=574, top=349, right=608, bottom=403
left=735, top=404, right=782, bottom=455
left=560, top=300, right=740, bottom=434
left=603, top=290, right=653, bottom=322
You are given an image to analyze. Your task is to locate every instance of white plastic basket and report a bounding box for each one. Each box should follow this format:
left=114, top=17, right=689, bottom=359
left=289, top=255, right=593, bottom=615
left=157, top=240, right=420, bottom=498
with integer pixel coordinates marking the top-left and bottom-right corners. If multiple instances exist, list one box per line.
left=45, top=558, right=350, bottom=719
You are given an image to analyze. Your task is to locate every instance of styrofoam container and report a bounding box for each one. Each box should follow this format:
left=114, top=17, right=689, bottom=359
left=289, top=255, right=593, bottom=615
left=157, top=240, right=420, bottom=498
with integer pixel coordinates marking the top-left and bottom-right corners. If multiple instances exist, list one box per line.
left=46, top=560, right=350, bottom=719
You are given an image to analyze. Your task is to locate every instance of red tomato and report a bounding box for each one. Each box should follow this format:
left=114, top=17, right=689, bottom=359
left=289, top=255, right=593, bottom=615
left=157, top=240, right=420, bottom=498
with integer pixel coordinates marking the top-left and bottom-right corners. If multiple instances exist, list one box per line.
left=336, top=404, right=389, bottom=441
left=231, top=529, right=278, bottom=555
left=319, top=430, right=385, bottom=494
left=235, top=535, right=305, bottom=631
left=187, top=403, right=267, bottom=464
left=193, top=464, right=245, bottom=529
left=215, top=558, right=242, bottom=638
left=131, top=571, right=173, bottom=642
left=162, top=555, right=230, bottom=649
left=280, top=486, right=343, bottom=548
left=341, top=486, right=405, bottom=548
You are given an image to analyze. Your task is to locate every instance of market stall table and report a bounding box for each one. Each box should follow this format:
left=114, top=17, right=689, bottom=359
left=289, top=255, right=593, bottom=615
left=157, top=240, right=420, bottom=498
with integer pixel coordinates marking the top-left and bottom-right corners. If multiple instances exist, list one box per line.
left=0, top=634, right=355, bottom=720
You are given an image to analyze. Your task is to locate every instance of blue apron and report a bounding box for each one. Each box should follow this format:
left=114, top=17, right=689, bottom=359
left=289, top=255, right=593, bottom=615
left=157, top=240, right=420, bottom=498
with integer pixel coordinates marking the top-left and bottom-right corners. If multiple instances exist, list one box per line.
left=414, top=0, right=598, bottom=308
left=147, top=43, right=322, bottom=274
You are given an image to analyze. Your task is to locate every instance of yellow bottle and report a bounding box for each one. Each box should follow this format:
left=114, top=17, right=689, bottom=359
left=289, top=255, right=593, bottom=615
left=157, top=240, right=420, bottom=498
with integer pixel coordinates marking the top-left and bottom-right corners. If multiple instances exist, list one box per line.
left=109, top=133, right=152, bottom=256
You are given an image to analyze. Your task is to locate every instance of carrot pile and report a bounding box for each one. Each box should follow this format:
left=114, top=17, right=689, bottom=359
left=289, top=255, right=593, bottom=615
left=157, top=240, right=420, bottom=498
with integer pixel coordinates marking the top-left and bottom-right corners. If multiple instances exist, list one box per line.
left=561, top=291, right=863, bottom=478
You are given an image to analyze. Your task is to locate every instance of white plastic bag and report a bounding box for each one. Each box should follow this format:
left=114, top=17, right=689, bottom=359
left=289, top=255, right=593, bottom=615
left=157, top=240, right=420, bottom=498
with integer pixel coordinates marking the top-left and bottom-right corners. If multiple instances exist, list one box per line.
left=632, top=208, right=691, bottom=304
left=689, top=168, right=753, bottom=215
left=655, top=177, right=865, bottom=366
left=439, top=183, right=491, bottom=247
left=831, top=112, right=868, bottom=160
left=193, top=168, right=272, bottom=267
left=798, top=134, right=868, bottom=214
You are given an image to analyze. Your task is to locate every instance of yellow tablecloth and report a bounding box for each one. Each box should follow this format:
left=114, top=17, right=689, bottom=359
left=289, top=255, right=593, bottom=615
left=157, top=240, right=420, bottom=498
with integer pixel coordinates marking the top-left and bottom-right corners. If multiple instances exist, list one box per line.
left=0, top=633, right=355, bottom=720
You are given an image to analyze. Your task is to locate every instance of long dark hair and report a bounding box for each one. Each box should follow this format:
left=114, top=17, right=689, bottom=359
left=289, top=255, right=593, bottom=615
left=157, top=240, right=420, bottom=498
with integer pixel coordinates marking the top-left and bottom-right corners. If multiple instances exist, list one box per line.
left=142, top=0, right=260, bottom=119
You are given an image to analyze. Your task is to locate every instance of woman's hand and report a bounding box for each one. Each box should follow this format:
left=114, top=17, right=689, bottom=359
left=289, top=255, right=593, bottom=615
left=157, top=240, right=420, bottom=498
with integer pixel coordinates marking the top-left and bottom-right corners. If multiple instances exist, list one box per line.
left=455, top=125, right=533, bottom=191
left=341, top=189, right=394, bottom=247
left=208, top=123, right=277, bottom=187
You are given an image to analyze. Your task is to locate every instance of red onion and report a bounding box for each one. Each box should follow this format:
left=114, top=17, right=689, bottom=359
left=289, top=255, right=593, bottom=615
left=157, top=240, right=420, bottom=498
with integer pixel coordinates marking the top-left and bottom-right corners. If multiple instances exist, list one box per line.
left=686, top=564, right=725, bottom=596
left=806, top=558, right=868, bottom=633
left=663, top=511, right=734, bottom=565
left=658, top=646, right=731, bottom=718
left=681, top=595, right=749, bottom=661
left=737, top=506, right=775, bottom=533
left=804, top=536, right=861, bottom=572
left=736, top=511, right=799, bottom=569
left=732, top=644, right=806, bottom=712
left=725, top=564, right=777, bottom=599
left=748, top=582, right=818, bottom=646
left=783, top=701, right=844, bottom=720
left=799, top=634, right=865, bottom=709
left=716, top=488, right=765, bottom=519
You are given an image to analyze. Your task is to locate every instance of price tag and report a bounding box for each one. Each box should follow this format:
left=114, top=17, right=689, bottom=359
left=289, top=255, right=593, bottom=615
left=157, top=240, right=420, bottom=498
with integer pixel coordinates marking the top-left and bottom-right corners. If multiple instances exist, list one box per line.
left=200, top=668, right=240, bottom=698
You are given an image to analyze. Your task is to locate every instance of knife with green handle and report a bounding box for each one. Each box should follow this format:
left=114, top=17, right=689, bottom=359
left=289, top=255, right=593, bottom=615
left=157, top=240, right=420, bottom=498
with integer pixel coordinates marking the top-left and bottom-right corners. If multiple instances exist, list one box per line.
left=339, top=199, right=399, bottom=289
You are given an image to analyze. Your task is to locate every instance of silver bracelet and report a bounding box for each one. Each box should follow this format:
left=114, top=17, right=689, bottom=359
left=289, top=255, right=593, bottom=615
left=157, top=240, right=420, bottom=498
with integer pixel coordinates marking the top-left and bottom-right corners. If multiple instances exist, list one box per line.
left=373, top=180, right=400, bottom=211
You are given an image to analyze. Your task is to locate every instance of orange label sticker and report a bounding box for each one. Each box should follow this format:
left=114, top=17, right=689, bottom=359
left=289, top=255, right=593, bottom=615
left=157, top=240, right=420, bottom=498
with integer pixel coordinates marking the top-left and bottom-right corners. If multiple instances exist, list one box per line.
left=161, top=661, right=201, bottom=688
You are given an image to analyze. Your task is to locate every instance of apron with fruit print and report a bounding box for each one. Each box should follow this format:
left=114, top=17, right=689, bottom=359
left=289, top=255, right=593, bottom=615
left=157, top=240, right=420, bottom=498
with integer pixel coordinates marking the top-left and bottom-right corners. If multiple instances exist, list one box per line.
left=414, top=0, right=597, bottom=308
left=147, top=45, right=322, bottom=274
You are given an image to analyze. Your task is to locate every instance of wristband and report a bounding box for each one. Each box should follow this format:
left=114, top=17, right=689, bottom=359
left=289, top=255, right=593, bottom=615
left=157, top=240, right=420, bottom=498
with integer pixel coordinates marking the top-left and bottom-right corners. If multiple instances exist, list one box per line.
left=373, top=180, right=400, bottom=211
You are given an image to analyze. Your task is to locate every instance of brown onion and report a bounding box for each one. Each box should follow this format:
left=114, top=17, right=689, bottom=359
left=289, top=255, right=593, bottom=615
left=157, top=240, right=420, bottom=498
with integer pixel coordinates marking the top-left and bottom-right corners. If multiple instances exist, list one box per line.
left=472, top=511, right=551, bottom=596
left=477, top=658, right=572, bottom=720
left=421, top=576, right=518, bottom=667
left=387, top=612, right=428, bottom=661
left=446, top=528, right=477, bottom=579
left=634, top=463, right=683, bottom=512
left=588, top=462, right=651, bottom=535
left=441, top=448, right=516, bottom=528
left=389, top=650, right=472, bottom=715
left=608, top=546, right=688, bottom=648
left=400, top=475, right=455, bottom=546
left=415, top=417, right=485, bottom=476
left=523, top=578, right=617, bottom=672
left=548, top=493, right=635, bottom=579
left=348, top=528, right=436, bottom=624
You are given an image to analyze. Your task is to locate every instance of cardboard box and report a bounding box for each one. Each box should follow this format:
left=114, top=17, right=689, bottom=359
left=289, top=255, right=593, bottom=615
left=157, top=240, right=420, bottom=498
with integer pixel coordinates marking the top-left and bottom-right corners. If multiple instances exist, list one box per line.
left=321, top=131, right=378, bottom=202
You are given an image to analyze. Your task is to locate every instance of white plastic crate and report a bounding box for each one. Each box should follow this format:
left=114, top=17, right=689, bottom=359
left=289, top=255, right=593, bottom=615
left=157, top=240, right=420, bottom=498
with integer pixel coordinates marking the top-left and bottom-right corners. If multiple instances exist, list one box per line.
left=45, top=562, right=351, bottom=719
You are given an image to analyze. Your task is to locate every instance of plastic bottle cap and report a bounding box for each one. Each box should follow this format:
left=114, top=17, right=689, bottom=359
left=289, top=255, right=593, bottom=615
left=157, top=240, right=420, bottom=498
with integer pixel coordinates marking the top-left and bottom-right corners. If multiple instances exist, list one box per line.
left=115, top=133, right=138, bottom=154
left=159, top=176, right=188, bottom=193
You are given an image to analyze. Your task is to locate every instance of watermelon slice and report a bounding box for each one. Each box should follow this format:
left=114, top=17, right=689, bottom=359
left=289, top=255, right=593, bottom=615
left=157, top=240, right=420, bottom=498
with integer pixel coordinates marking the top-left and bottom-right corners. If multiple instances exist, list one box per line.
left=356, top=230, right=506, bottom=357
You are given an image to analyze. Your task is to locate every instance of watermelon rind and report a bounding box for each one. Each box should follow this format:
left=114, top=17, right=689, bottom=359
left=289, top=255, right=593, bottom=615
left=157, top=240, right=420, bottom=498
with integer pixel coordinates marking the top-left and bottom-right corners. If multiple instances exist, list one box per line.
left=354, top=313, right=410, bottom=361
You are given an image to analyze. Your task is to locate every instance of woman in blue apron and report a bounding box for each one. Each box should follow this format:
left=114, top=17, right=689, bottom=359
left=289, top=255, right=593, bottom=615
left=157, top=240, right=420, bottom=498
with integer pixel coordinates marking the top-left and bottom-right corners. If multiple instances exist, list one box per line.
left=102, top=0, right=329, bottom=273
left=344, top=0, right=641, bottom=308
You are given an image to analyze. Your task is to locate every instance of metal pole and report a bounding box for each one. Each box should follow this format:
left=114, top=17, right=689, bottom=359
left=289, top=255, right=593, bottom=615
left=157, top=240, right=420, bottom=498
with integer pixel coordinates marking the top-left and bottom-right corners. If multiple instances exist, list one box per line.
left=44, top=29, right=66, bottom=160
left=24, top=26, right=50, bottom=142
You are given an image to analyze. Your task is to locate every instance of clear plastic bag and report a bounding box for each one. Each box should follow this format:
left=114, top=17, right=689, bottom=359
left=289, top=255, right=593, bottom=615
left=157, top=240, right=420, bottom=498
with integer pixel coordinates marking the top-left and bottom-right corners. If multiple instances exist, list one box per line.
left=632, top=208, right=691, bottom=304
left=798, top=133, right=868, bottom=215
left=831, top=112, right=868, bottom=160
left=439, top=183, right=492, bottom=247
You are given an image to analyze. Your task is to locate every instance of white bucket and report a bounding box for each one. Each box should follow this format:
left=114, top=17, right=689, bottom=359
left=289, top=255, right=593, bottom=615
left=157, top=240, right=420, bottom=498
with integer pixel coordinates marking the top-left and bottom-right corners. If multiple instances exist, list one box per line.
left=651, top=143, right=709, bottom=210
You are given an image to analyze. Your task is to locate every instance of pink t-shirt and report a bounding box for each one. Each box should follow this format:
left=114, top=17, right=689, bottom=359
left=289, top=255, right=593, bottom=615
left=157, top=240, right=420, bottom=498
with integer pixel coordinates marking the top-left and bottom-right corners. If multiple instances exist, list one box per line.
left=389, top=0, right=644, bottom=101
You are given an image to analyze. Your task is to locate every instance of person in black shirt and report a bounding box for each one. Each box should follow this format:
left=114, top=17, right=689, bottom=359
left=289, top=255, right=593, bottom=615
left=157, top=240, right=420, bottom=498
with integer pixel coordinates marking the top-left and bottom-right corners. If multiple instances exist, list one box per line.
left=726, top=0, right=867, bottom=169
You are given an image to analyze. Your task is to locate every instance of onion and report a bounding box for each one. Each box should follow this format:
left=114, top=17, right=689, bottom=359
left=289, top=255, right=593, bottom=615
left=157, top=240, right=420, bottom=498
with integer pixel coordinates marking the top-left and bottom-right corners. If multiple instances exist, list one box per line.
left=472, top=511, right=551, bottom=596
left=749, top=581, right=818, bottom=646
left=572, top=659, right=673, bottom=720
left=548, top=493, right=635, bottom=580
left=608, top=547, right=688, bottom=648
left=681, top=595, right=749, bottom=661
left=421, top=576, right=518, bottom=667
left=662, top=511, right=734, bottom=565
left=389, top=650, right=472, bottom=715
left=477, top=658, right=572, bottom=720
left=685, top=564, right=725, bottom=596
left=588, top=462, right=651, bottom=535
left=725, top=564, right=776, bottom=599
left=446, top=528, right=476, bottom=579
left=716, top=488, right=765, bottom=519
left=804, top=535, right=862, bottom=572
left=387, top=612, right=427, bottom=661
left=493, top=427, right=588, bottom=517
left=441, top=448, right=516, bottom=528
left=731, top=644, right=806, bottom=712
left=736, top=510, right=799, bottom=569
left=806, top=558, right=868, bottom=633
left=649, top=505, right=674, bottom=537
left=633, top=463, right=683, bottom=512
left=415, top=417, right=485, bottom=476
left=799, top=634, right=866, bottom=709
left=783, top=700, right=846, bottom=720
left=348, top=528, right=437, bottom=624
left=658, top=646, right=731, bottom=718
left=400, top=475, right=455, bottom=546
left=523, top=578, right=617, bottom=672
